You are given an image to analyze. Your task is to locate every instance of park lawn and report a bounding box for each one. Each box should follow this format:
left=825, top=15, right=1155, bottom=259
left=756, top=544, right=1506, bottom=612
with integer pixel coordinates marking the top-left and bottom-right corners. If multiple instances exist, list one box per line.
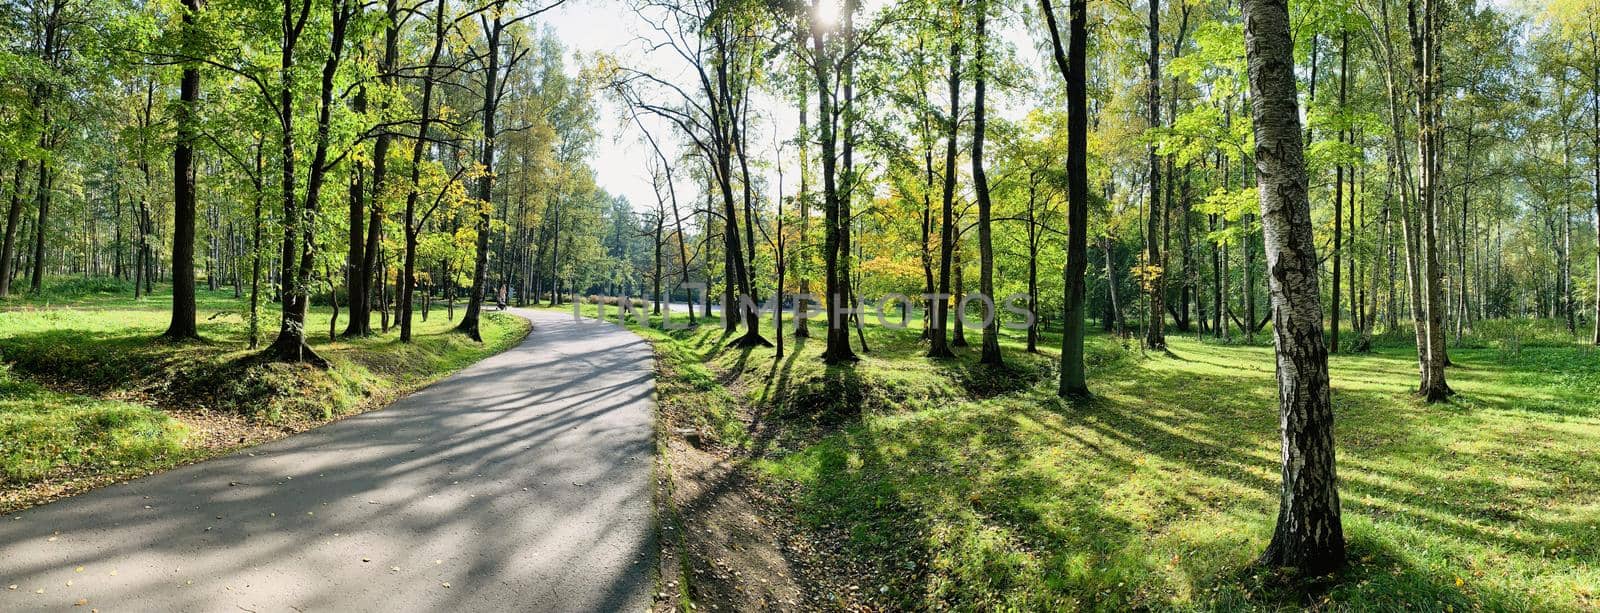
left=569, top=301, right=1600, bottom=611
left=0, top=278, right=530, bottom=512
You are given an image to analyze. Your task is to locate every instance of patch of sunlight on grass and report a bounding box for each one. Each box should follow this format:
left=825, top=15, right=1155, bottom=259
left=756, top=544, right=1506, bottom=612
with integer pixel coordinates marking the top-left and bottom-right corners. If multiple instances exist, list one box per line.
left=559, top=302, right=1600, bottom=610
left=1, top=281, right=529, bottom=508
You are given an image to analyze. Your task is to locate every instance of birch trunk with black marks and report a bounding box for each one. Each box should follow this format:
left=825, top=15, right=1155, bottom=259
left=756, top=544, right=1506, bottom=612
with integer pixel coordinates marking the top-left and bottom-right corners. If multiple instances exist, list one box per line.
left=1243, top=0, right=1345, bottom=575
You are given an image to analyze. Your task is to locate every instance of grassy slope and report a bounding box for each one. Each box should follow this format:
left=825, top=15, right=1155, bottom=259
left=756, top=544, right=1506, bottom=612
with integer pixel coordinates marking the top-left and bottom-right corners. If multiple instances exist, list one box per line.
left=574, top=302, right=1600, bottom=611
left=0, top=278, right=529, bottom=511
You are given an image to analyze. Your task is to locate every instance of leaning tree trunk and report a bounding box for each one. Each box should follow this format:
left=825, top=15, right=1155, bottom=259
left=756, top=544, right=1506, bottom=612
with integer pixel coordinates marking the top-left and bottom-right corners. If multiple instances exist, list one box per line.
left=400, top=0, right=447, bottom=343
left=1243, top=0, right=1345, bottom=576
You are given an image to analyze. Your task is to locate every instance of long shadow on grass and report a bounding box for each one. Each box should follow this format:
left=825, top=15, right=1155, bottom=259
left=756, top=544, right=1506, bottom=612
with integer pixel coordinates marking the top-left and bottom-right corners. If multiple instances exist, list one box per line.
left=0, top=319, right=658, bottom=612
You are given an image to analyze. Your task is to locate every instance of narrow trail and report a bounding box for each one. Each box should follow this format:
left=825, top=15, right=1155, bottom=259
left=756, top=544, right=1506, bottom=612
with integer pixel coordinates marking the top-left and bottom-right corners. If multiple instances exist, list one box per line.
left=0, top=308, right=657, bottom=612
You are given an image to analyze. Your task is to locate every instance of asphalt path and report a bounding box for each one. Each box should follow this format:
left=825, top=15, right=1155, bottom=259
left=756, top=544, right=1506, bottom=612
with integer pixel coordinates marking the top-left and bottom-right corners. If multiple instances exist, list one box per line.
left=0, top=308, right=656, bottom=612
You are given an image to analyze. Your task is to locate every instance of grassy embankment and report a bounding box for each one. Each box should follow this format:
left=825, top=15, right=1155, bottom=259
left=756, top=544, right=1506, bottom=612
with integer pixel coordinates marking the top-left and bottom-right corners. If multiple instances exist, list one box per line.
left=0, top=277, right=528, bottom=512
left=571, top=300, right=1600, bottom=611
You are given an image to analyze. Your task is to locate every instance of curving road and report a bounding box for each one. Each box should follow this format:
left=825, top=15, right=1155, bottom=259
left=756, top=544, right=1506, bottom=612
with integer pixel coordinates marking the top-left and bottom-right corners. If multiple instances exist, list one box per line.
left=0, top=309, right=657, bottom=612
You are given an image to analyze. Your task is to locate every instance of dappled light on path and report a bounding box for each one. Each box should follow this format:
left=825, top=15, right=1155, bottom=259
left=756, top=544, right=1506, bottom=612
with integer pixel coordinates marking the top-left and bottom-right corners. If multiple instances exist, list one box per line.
left=0, top=309, right=657, bottom=612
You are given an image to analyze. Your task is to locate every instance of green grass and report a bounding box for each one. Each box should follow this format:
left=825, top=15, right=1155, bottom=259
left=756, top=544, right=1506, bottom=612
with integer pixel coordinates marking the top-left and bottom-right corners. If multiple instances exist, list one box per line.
left=569, top=301, right=1600, bottom=611
left=0, top=364, right=193, bottom=484
left=0, top=277, right=529, bottom=509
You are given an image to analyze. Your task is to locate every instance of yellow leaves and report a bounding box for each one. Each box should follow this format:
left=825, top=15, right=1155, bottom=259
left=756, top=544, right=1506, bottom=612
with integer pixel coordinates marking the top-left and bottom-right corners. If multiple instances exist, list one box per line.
left=1131, top=264, right=1165, bottom=291
left=1540, top=0, right=1600, bottom=37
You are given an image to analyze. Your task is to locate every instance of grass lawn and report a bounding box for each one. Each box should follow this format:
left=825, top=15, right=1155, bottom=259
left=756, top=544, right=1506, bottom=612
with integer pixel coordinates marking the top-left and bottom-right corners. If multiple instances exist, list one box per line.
left=0, top=277, right=529, bottom=512
left=564, top=301, right=1600, bottom=611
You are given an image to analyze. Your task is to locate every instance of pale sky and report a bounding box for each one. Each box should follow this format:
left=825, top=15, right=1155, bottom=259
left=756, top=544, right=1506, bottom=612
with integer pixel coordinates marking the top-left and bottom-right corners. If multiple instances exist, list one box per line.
left=540, top=0, right=990, bottom=217
left=539, top=0, right=1533, bottom=216
left=542, top=1, right=670, bottom=214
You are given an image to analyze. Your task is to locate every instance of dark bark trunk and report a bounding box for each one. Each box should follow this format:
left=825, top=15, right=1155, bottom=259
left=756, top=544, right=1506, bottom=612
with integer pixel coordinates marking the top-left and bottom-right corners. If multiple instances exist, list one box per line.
left=29, top=153, right=51, bottom=293
left=1042, top=0, right=1090, bottom=396
left=401, top=0, right=447, bottom=343
left=457, top=3, right=505, bottom=343
left=1144, top=0, right=1166, bottom=350
left=929, top=8, right=962, bottom=359
left=0, top=160, right=27, bottom=298
left=1330, top=29, right=1347, bottom=353
left=972, top=1, right=1001, bottom=366
left=813, top=13, right=852, bottom=361
left=165, top=0, right=204, bottom=339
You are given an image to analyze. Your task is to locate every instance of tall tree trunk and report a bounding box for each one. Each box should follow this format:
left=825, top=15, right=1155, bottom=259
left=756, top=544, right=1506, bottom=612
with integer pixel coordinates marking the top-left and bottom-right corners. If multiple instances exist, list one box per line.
left=929, top=7, right=962, bottom=359
left=794, top=83, right=809, bottom=336
left=1330, top=29, right=1347, bottom=353
left=401, top=0, right=446, bottom=343
left=350, top=0, right=397, bottom=337
left=813, top=11, right=852, bottom=361
left=265, top=0, right=348, bottom=366
left=972, top=0, right=1001, bottom=366
left=1144, top=0, right=1166, bottom=350
left=1591, top=27, right=1600, bottom=344
left=1026, top=175, right=1040, bottom=352
left=343, top=125, right=366, bottom=336
left=1243, top=0, right=1345, bottom=575
left=457, top=3, right=505, bottom=343
left=1409, top=0, right=1449, bottom=400
left=1043, top=0, right=1089, bottom=396
left=249, top=144, right=264, bottom=348
left=0, top=160, right=27, bottom=298
left=165, top=0, right=204, bottom=340
left=29, top=149, right=51, bottom=294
